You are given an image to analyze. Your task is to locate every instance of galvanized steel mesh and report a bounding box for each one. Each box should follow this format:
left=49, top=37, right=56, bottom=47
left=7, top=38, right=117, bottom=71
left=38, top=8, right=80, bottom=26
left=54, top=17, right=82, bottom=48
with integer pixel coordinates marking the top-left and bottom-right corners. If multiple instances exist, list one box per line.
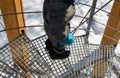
left=0, top=33, right=119, bottom=78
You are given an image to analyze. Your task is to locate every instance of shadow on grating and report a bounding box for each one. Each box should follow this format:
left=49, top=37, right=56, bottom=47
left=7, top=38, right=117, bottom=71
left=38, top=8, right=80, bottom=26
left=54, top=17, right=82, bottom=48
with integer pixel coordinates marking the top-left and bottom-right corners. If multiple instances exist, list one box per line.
left=0, top=33, right=119, bottom=78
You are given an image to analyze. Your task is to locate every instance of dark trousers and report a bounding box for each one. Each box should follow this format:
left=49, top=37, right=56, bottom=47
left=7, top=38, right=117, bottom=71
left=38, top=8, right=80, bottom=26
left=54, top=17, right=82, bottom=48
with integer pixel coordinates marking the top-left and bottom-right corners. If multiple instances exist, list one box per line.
left=43, top=0, right=75, bottom=50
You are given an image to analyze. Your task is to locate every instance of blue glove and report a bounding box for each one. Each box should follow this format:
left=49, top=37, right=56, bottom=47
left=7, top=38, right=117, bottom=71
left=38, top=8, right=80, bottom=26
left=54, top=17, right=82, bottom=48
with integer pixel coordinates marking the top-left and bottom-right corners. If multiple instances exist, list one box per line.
left=60, top=32, right=75, bottom=45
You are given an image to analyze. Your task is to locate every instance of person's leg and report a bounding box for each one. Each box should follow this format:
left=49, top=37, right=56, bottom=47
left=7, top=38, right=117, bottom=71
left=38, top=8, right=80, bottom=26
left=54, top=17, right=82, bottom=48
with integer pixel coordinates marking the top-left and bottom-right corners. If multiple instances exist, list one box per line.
left=43, top=0, right=75, bottom=59
left=53, top=4, right=75, bottom=48
left=43, top=0, right=67, bottom=59
left=48, top=3, right=75, bottom=47
left=45, top=1, right=68, bottom=48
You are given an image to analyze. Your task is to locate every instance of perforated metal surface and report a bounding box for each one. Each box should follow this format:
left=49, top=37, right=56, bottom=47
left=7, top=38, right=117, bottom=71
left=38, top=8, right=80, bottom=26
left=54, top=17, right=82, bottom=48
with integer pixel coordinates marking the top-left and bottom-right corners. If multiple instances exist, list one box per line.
left=0, top=34, right=119, bottom=78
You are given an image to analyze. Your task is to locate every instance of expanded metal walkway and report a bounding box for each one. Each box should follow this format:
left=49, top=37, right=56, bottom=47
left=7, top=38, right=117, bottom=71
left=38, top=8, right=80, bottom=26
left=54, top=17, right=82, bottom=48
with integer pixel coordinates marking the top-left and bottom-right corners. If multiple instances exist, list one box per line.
left=0, top=33, right=119, bottom=78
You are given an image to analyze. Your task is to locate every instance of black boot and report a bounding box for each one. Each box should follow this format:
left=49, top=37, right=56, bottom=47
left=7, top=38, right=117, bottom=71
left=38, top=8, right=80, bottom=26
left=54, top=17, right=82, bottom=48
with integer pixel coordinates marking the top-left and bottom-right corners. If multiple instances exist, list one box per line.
left=45, top=39, right=70, bottom=60
left=45, top=39, right=53, bottom=50
left=48, top=47, right=70, bottom=60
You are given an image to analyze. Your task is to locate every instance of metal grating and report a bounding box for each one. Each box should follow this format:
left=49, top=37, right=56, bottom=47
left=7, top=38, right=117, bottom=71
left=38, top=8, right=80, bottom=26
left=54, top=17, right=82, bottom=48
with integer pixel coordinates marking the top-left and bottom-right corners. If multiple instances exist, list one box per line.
left=0, top=33, right=119, bottom=78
